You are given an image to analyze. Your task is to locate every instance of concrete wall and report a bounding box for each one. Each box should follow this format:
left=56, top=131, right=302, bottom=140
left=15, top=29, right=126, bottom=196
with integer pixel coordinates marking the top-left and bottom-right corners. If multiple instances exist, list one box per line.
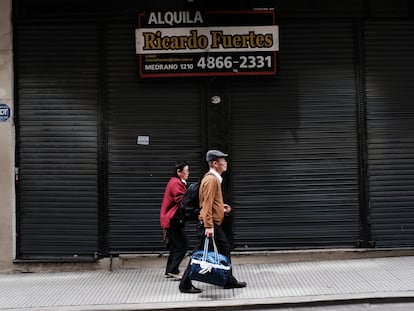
left=0, top=0, right=14, bottom=272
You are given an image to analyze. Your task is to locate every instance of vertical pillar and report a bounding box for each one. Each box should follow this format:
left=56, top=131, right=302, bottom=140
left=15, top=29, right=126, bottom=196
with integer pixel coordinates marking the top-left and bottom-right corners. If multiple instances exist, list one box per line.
left=205, top=78, right=234, bottom=245
left=0, top=0, right=15, bottom=271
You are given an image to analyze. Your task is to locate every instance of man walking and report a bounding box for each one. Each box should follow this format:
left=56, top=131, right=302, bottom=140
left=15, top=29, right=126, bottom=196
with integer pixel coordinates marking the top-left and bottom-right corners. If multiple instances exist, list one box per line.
left=179, top=149, right=247, bottom=293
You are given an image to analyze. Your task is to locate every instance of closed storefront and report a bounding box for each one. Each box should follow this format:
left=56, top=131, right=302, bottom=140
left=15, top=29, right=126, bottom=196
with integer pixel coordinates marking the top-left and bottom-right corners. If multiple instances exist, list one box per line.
left=13, top=0, right=414, bottom=260
left=231, top=20, right=360, bottom=250
left=106, top=21, right=203, bottom=253
left=15, top=23, right=100, bottom=259
left=365, top=21, right=414, bottom=248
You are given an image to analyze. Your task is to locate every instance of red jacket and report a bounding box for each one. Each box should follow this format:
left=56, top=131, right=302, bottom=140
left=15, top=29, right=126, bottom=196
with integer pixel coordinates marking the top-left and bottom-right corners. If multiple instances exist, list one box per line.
left=160, top=177, right=187, bottom=229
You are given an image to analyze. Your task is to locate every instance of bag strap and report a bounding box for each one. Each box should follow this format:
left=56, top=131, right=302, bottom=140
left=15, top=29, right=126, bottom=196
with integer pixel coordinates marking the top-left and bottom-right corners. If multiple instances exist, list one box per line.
left=202, top=237, right=220, bottom=263
left=211, top=237, right=219, bottom=255
left=202, top=238, right=209, bottom=260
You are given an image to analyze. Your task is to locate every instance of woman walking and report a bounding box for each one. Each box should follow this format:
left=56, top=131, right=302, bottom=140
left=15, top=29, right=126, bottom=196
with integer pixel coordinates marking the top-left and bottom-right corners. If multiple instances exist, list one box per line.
left=160, top=160, right=190, bottom=279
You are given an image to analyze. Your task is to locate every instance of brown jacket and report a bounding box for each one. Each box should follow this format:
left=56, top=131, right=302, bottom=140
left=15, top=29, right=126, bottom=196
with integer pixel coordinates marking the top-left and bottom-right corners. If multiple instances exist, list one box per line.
left=198, top=173, right=224, bottom=228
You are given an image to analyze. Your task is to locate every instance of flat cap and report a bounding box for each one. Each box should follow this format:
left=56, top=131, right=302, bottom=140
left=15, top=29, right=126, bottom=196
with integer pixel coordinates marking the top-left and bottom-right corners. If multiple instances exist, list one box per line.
left=206, top=149, right=228, bottom=162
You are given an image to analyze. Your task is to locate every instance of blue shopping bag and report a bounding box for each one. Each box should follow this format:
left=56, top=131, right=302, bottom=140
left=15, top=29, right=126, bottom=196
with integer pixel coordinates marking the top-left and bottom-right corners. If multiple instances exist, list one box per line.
left=189, top=237, right=231, bottom=287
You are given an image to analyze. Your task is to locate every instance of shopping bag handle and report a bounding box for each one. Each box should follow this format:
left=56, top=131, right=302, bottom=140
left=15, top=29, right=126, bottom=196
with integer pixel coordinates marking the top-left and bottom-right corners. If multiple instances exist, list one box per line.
left=202, top=237, right=219, bottom=264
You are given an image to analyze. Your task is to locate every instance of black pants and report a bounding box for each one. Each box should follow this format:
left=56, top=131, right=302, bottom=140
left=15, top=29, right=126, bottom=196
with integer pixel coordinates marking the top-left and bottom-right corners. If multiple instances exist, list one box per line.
left=179, top=221, right=237, bottom=288
left=165, top=218, right=189, bottom=275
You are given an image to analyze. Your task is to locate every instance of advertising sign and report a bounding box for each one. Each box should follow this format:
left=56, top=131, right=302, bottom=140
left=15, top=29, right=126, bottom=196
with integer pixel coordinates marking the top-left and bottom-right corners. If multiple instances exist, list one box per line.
left=0, top=103, right=11, bottom=122
left=136, top=10, right=278, bottom=78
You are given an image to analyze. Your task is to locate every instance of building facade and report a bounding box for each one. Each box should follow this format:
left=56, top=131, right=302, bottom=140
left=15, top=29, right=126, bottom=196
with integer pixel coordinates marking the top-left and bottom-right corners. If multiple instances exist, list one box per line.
left=1, top=0, right=414, bottom=269
left=0, top=0, right=14, bottom=271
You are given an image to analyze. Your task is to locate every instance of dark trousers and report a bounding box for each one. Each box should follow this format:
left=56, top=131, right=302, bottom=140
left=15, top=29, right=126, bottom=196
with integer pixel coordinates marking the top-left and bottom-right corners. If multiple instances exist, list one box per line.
left=165, top=218, right=189, bottom=275
left=179, top=221, right=237, bottom=289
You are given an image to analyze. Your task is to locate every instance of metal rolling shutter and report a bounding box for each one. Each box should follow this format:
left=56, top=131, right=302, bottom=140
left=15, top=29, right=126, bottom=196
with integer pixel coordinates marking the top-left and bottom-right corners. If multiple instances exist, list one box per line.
left=16, top=23, right=99, bottom=259
left=106, top=22, right=203, bottom=253
left=365, top=21, right=414, bottom=247
left=231, top=20, right=360, bottom=250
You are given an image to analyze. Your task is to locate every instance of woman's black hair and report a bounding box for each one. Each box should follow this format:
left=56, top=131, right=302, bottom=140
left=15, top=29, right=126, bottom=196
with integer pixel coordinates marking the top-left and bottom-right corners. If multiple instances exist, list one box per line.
left=173, top=160, right=189, bottom=177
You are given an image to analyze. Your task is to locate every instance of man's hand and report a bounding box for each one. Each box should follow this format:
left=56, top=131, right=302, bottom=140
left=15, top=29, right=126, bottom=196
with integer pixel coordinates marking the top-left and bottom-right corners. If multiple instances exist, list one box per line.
left=224, top=204, right=232, bottom=214
left=205, top=227, right=214, bottom=237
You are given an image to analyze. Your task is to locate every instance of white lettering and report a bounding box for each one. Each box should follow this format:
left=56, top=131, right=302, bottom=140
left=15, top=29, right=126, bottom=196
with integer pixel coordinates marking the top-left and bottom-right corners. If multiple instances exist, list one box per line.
left=148, top=12, right=158, bottom=25
left=164, top=12, right=174, bottom=26
left=145, top=63, right=179, bottom=71
left=147, top=11, right=204, bottom=25
left=0, top=109, right=7, bottom=116
left=194, top=11, right=203, bottom=23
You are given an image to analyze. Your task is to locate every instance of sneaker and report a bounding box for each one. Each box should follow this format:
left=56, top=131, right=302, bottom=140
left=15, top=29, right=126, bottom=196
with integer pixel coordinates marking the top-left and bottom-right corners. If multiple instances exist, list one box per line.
left=164, top=274, right=172, bottom=278
left=167, top=272, right=183, bottom=280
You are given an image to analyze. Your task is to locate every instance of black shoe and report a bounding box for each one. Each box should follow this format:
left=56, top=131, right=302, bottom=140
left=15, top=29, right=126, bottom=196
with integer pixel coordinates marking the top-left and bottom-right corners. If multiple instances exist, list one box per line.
left=224, top=281, right=247, bottom=289
left=179, top=285, right=203, bottom=294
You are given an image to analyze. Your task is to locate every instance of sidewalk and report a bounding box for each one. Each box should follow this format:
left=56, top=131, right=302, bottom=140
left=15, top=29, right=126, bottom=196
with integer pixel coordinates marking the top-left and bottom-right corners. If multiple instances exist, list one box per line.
left=2, top=256, right=414, bottom=311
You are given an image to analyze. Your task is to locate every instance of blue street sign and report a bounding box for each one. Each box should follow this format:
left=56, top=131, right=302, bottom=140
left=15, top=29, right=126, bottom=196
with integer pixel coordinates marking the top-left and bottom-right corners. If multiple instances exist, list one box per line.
left=0, top=103, right=11, bottom=121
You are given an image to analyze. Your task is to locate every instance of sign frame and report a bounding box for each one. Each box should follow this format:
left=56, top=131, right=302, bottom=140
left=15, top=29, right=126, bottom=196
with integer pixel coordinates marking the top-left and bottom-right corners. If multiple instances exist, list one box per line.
left=136, top=10, right=279, bottom=78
